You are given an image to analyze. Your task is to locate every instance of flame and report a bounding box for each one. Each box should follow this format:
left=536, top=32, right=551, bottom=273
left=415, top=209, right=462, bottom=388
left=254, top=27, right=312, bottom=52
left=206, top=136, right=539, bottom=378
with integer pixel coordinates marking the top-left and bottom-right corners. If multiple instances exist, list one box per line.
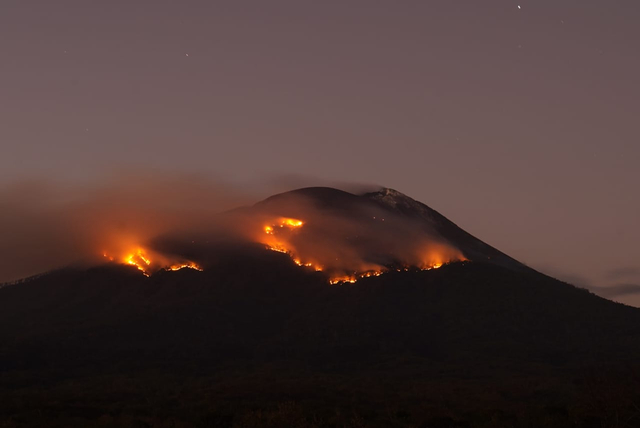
left=282, top=218, right=303, bottom=227
left=102, top=246, right=202, bottom=276
left=122, top=248, right=152, bottom=276
left=100, top=214, right=463, bottom=284
left=329, top=270, right=383, bottom=285
left=166, top=262, right=203, bottom=272
left=329, top=276, right=357, bottom=285
left=256, top=216, right=466, bottom=285
left=260, top=217, right=323, bottom=271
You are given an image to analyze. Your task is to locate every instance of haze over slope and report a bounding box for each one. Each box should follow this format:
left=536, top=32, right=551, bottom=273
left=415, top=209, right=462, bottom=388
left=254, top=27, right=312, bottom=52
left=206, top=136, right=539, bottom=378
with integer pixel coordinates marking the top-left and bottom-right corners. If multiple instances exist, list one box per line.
left=1, top=182, right=526, bottom=286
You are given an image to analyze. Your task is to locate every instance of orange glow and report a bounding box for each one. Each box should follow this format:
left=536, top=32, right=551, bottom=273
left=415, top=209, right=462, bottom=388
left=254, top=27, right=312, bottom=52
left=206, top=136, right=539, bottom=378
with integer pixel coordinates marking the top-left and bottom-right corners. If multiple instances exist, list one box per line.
left=329, top=270, right=384, bottom=284
left=360, top=271, right=383, bottom=278
left=329, top=276, right=358, bottom=285
left=263, top=218, right=303, bottom=236
left=257, top=215, right=467, bottom=285
left=282, top=218, right=303, bottom=227
left=260, top=217, right=323, bottom=271
left=123, top=249, right=152, bottom=276
left=102, top=246, right=202, bottom=276
left=166, top=262, right=203, bottom=272
left=266, top=245, right=289, bottom=254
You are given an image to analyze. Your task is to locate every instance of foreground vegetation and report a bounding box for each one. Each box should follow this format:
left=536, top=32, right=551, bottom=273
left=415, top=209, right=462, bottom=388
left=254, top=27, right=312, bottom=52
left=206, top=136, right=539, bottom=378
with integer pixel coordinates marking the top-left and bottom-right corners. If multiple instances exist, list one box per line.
left=2, top=260, right=640, bottom=427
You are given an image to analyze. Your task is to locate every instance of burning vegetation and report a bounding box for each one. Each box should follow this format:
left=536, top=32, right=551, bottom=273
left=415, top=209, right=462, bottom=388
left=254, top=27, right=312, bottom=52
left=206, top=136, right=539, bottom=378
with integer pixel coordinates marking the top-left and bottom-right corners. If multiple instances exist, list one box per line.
left=254, top=215, right=466, bottom=284
left=102, top=247, right=202, bottom=277
left=98, top=210, right=465, bottom=285
left=259, top=217, right=323, bottom=272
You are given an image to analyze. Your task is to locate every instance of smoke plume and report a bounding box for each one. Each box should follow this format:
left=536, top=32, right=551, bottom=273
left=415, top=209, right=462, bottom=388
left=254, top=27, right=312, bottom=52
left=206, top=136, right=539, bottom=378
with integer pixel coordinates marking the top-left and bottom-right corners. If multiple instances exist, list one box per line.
left=0, top=174, right=466, bottom=284
left=0, top=173, right=250, bottom=282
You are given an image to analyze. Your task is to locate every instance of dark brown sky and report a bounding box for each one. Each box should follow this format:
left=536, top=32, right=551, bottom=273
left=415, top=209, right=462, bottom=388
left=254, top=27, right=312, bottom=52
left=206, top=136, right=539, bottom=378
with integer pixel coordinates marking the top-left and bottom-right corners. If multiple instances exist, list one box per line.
left=1, top=1, right=639, bottom=305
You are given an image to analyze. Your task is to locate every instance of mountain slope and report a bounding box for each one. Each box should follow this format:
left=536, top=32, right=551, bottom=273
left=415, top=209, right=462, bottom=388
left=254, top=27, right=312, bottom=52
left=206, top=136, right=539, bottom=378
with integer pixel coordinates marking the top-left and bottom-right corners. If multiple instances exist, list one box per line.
left=363, top=188, right=528, bottom=271
left=1, top=187, right=640, bottom=427
left=251, top=186, right=528, bottom=272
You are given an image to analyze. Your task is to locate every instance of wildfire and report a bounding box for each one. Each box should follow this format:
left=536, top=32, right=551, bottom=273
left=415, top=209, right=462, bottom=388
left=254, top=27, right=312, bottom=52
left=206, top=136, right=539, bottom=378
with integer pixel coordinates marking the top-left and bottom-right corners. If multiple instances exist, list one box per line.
left=264, top=218, right=304, bottom=232
left=258, top=216, right=464, bottom=285
left=329, top=277, right=357, bottom=285
left=166, top=262, right=203, bottom=272
left=102, top=247, right=202, bottom=276
left=282, top=218, right=303, bottom=227
left=260, top=217, right=323, bottom=271
left=124, top=249, right=152, bottom=276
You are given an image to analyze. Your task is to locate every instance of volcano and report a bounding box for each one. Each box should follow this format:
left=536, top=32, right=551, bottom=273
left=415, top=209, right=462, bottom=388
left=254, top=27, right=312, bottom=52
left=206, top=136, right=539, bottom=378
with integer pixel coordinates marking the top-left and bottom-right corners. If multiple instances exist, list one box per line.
left=2, top=187, right=640, bottom=427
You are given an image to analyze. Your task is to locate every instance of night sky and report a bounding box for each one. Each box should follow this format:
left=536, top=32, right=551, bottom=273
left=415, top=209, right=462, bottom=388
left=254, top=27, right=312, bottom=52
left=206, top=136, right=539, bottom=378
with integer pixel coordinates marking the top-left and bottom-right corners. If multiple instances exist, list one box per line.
left=2, top=1, right=639, bottom=305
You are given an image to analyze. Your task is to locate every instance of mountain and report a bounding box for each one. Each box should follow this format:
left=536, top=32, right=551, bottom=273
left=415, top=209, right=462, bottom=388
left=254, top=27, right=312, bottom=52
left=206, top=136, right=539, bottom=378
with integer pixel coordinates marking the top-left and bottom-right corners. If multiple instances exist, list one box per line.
left=1, top=187, right=640, bottom=427
left=253, top=187, right=528, bottom=271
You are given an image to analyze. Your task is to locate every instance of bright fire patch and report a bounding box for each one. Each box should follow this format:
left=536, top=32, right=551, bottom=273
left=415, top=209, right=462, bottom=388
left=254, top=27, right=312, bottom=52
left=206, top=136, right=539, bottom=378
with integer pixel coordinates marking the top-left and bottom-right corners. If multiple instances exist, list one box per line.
left=102, top=247, right=202, bottom=277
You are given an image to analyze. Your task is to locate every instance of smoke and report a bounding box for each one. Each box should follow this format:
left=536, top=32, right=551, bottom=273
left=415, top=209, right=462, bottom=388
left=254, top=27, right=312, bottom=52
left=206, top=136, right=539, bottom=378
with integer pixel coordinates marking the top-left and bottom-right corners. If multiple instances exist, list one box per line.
left=0, top=174, right=466, bottom=283
left=0, top=173, right=251, bottom=282
left=241, top=189, right=466, bottom=277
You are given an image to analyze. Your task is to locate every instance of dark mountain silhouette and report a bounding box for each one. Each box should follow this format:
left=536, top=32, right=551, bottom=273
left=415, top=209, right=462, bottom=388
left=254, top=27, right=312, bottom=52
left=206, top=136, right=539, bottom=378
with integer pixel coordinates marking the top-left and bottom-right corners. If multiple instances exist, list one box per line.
left=1, top=187, right=640, bottom=427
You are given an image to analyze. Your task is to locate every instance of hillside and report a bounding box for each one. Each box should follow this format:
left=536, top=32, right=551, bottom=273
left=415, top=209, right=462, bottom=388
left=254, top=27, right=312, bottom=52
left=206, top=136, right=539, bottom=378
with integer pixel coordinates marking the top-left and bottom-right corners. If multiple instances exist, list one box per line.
left=1, top=188, right=640, bottom=427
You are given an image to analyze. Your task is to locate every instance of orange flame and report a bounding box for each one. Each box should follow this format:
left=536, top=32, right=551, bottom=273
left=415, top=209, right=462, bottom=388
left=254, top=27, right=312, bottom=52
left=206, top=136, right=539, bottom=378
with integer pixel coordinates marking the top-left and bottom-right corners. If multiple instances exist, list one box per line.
left=166, top=262, right=203, bottom=272
left=259, top=217, right=323, bottom=271
left=102, top=247, right=202, bottom=276
left=258, top=216, right=466, bottom=285
left=100, top=214, right=464, bottom=284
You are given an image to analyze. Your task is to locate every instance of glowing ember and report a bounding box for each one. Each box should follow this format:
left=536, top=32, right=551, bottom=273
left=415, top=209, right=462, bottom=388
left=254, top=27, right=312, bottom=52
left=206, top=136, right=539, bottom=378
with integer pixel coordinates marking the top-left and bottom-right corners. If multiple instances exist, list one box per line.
left=329, top=277, right=357, bottom=285
left=360, top=271, right=383, bottom=278
left=267, top=245, right=289, bottom=254
left=329, top=270, right=382, bottom=284
left=327, top=262, right=448, bottom=285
